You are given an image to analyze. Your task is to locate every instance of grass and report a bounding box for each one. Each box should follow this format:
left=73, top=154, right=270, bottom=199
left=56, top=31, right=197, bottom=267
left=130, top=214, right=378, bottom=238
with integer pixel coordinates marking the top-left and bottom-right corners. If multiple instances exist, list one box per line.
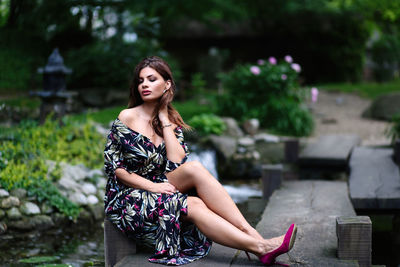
left=316, top=79, right=400, bottom=99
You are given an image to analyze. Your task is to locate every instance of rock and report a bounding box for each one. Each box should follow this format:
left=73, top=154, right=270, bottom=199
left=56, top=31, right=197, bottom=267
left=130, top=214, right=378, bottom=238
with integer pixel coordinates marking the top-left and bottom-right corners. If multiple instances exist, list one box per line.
left=10, top=188, right=27, bottom=199
left=81, top=183, right=97, bottom=195
left=20, top=202, right=41, bottom=216
left=88, top=169, right=103, bottom=178
left=97, top=189, right=105, bottom=202
left=87, top=195, right=99, bottom=205
left=96, top=178, right=107, bottom=189
left=60, top=162, right=89, bottom=181
left=0, top=222, right=7, bottom=234
left=242, top=119, right=260, bottom=136
left=238, top=137, right=255, bottom=147
left=1, top=196, right=20, bottom=209
left=0, top=209, right=4, bottom=219
left=254, top=133, right=280, bottom=143
left=8, top=218, right=34, bottom=231
left=31, top=215, right=54, bottom=230
left=78, top=210, right=93, bottom=222
left=362, top=92, right=400, bottom=121
left=89, top=203, right=105, bottom=221
left=0, top=189, right=9, bottom=198
left=57, top=177, right=81, bottom=191
left=40, top=203, right=54, bottom=214
left=69, top=192, right=88, bottom=205
left=7, top=207, right=22, bottom=220
left=208, top=135, right=237, bottom=160
left=221, top=117, right=244, bottom=137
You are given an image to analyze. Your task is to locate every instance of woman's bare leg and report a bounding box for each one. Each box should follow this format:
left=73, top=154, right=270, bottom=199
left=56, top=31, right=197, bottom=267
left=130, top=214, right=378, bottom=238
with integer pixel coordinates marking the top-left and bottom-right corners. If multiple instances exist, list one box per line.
left=167, top=161, right=263, bottom=240
left=185, top=196, right=283, bottom=256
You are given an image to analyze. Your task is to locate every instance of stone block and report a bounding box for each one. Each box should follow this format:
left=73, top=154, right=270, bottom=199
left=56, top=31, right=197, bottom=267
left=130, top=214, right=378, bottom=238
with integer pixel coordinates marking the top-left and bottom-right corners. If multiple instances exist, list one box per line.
left=104, top=219, right=136, bottom=267
left=20, top=202, right=41, bottom=216
left=1, top=196, right=20, bottom=209
left=284, top=138, right=299, bottom=163
left=0, top=189, right=10, bottom=198
left=336, top=216, right=371, bottom=267
left=261, top=164, right=283, bottom=200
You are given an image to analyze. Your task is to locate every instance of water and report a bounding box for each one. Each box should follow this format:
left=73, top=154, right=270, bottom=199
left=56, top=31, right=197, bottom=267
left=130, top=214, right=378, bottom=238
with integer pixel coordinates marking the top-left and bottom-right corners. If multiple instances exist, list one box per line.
left=0, top=147, right=264, bottom=266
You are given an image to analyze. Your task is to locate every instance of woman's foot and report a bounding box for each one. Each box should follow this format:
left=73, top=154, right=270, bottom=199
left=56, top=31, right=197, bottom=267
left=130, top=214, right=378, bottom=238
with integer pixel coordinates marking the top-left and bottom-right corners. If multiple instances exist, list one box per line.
left=258, top=224, right=297, bottom=266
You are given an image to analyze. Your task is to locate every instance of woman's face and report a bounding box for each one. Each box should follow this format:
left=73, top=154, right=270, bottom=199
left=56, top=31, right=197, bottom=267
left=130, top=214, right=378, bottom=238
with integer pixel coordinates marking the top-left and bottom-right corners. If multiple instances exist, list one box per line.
left=138, top=67, right=171, bottom=103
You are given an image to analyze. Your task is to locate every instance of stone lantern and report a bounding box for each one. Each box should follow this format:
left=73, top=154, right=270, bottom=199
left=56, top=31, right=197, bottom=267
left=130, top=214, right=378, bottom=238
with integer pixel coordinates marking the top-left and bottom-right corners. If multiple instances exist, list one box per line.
left=31, top=48, right=76, bottom=123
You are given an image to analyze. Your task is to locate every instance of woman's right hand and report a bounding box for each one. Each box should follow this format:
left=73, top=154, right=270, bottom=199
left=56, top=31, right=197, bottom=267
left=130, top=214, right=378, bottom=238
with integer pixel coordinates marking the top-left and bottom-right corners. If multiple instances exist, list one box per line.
left=151, top=182, right=177, bottom=195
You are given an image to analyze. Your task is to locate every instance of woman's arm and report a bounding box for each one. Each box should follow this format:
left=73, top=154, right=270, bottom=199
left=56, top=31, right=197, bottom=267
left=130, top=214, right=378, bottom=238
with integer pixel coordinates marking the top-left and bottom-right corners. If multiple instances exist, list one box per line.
left=116, top=168, right=176, bottom=195
left=159, top=108, right=186, bottom=163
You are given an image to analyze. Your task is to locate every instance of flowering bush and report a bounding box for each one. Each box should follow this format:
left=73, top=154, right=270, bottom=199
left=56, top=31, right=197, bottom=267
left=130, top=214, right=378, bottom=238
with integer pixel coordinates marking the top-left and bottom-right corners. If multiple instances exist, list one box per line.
left=217, top=56, right=314, bottom=136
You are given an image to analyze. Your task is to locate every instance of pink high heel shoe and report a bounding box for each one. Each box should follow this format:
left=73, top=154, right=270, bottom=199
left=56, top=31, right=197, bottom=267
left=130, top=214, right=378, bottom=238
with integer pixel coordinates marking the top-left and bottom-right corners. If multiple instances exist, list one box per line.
left=259, top=224, right=297, bottom=266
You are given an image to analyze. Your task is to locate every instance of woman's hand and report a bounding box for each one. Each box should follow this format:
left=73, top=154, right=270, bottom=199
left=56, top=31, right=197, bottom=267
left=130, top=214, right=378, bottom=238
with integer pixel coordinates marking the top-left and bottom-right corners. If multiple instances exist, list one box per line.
left=151, top=182, right=177, bottom=195
left=158, top=106, right=170, bottom=125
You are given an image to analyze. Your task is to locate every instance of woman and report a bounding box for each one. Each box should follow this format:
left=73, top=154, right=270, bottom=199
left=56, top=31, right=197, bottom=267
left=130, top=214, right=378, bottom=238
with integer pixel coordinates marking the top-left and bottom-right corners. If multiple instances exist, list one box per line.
left=104, top=56, right=296, bottom=265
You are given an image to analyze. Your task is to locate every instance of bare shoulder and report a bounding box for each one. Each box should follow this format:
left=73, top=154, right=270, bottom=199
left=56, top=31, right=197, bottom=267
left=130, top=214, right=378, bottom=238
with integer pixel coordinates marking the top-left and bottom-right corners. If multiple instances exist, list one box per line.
left=118, top=108, right=138, bottom=125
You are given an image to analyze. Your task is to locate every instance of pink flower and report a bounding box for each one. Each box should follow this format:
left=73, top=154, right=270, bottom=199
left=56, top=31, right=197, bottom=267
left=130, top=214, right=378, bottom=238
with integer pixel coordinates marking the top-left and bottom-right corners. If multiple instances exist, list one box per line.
left=268, top=57, right=277, bottom=65
left=281, top=74, right=287, bottom=80
left=250, top=66, right=261, bottom=75
left=291, top=63, right=301, bottom=73
left=257, top=59, right=265, bottom=65
left=284, top=55, right=293, bottom=63
left=311, top=87, right=319, bottom=103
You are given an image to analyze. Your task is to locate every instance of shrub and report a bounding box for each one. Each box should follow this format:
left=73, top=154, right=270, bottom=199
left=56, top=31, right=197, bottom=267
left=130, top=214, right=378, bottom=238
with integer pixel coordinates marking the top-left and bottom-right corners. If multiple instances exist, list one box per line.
left=188, top=114, right=226, bottom=136
left=217, top=57, right=314, bottom=136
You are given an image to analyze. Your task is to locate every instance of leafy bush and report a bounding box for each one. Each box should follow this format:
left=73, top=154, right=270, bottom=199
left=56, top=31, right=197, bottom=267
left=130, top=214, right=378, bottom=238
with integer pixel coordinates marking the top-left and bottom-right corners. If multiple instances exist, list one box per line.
left=370, top=33, right=400, bottom=82
left=0, top=117, right=105, bottom=218
left=217, top=57, right=314, bottom=136
left=386, top=113, right=400, bottom=144
left=188, top=114, right=226, bottom=136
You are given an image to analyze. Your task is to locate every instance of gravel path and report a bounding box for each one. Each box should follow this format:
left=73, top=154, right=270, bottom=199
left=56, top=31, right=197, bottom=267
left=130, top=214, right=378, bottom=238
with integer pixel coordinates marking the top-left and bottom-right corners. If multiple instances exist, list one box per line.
left=306, top=90, right=391, bottom=146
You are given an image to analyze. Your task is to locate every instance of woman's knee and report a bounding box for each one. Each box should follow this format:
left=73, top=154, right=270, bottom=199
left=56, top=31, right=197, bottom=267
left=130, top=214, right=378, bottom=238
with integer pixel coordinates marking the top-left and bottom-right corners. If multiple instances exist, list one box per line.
left=181, top=161, right=205, bottom=177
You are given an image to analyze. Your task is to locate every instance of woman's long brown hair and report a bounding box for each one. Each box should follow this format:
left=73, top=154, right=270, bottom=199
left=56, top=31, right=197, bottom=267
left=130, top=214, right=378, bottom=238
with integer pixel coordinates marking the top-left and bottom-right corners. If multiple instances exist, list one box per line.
left=128, top=56, right=190, bottom=137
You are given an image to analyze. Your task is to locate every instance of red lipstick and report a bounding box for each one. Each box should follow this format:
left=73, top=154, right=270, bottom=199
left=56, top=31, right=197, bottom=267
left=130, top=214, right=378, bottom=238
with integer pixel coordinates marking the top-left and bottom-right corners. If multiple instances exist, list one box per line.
left=142, top=90, right=151, bottom=96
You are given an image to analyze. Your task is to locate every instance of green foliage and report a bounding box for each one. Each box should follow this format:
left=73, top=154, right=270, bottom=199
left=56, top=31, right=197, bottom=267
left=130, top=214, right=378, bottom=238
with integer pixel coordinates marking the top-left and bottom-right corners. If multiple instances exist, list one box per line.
left=370, top=33, right=400, bottom=82
left=65, top=35, right=169, bottom=89
left=217, top=58, right=314, bottom=136
left=385, top=114, right=400, bottom=144
left=188, top=114, right=226, bottom=136
left=0, top=45, right=36, bottom=91
left=0, top=117, right=105, bottom=218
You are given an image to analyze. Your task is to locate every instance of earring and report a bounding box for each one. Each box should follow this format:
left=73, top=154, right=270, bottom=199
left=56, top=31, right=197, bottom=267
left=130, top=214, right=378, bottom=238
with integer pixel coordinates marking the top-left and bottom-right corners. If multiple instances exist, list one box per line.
left=163, top=89, right=168, bottom=93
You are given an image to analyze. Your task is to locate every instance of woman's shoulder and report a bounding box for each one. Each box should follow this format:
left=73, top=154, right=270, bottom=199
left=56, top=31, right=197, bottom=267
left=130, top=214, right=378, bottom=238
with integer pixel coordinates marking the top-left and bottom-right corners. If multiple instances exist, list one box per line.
left=118, top=108, right=138, bottom=124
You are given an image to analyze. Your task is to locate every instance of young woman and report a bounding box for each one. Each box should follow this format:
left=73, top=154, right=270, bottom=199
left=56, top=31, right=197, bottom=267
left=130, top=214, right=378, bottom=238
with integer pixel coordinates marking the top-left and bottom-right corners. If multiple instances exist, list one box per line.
left=104, top=56, right=296, bottom=265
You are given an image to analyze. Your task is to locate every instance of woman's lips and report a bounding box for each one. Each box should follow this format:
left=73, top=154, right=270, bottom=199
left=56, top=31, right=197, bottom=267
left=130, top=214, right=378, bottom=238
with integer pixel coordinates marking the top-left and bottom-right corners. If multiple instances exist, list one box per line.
left=142, top=90, right=151, bottom=96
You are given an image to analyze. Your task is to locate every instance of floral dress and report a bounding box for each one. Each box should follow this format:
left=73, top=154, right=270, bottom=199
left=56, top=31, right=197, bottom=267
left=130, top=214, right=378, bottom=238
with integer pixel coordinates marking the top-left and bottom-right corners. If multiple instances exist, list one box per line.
left=104, top=118, right=212, bottom=265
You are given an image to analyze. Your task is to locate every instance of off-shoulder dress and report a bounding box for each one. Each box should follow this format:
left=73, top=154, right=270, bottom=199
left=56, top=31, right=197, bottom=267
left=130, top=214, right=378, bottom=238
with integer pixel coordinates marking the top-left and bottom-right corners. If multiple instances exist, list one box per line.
left=104, top=118, right=211, bottom=265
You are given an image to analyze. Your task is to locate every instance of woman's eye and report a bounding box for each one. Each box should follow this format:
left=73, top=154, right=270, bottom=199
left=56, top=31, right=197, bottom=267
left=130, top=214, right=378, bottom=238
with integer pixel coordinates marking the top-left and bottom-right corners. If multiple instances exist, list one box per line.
left=149, top=78, right=156, bottom=82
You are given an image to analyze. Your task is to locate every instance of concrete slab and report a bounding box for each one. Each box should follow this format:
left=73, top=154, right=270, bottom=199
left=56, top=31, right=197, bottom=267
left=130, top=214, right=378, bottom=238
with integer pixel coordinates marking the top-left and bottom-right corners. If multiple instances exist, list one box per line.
left=299, top=135, right=361, bottom=167
left=349, top=146, right=400, bottom=210
left=246, top=181, right=358, bottom=266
